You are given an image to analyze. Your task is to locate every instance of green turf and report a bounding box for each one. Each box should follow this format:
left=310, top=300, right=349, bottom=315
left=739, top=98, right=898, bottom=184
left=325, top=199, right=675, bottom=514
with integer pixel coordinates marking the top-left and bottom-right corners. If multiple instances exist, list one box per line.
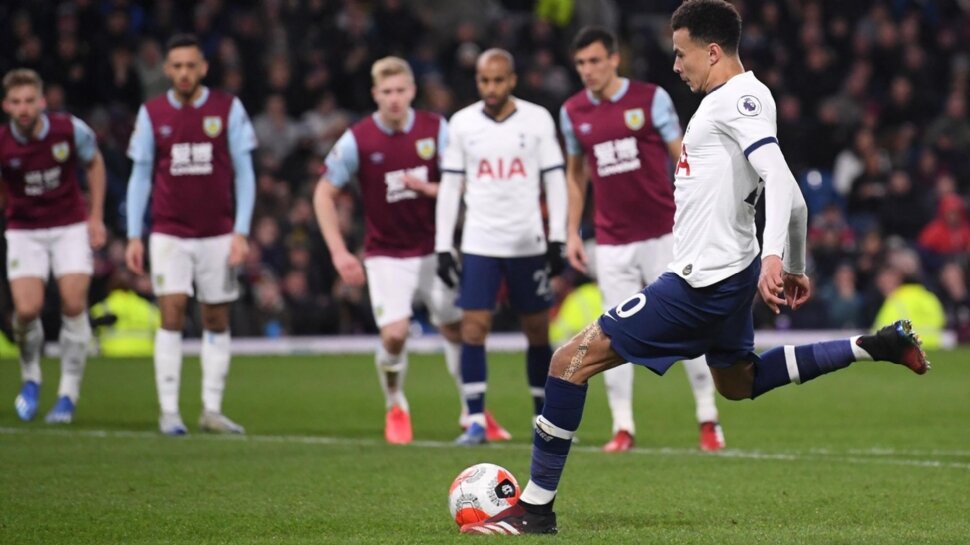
left=1, top=347, right=968, bottom=544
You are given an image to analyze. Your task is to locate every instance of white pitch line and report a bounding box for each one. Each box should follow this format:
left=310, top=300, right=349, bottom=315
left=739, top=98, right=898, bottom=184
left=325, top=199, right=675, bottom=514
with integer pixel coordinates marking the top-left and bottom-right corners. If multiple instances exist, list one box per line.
left=2, top=426, right=969, bottom=471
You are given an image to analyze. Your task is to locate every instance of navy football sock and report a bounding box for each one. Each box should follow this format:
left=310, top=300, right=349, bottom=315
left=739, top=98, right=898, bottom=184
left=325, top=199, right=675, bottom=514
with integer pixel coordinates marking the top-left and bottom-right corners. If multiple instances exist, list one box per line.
left=753, top=340, right=856, bottom=398
left=526, top=344, right=552, bottom=414
left=461, top=343, right=487, bottom=417
left=530, top=377, right=587, bottom=494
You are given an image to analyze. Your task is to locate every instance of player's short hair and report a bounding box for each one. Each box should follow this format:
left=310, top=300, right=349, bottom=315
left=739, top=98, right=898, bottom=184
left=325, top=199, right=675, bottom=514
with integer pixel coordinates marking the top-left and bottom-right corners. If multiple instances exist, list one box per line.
left=671, top=0, right=742, bottom=54
left=477, top=48, right=516, bottom=73
left=571, top=26, right=618, bottom=55
left=371, top=56, right=414, bottom=85
left=165, top=33, right=203, bottom=54
left=2, top=68, right=43, bottom=96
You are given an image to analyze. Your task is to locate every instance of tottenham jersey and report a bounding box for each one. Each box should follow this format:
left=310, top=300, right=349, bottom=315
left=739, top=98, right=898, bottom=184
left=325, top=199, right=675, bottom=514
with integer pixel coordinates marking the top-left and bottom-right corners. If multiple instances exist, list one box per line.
left=441, top=98, right=564, bottom=257
left=669, top=71, right=777, bottom=287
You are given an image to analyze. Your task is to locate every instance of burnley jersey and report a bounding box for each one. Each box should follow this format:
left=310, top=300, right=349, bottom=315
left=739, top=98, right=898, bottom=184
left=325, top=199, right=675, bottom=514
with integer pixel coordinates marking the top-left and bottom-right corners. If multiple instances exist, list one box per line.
left=0, top=113, right=95, bottom=229
left=560, top=79, right=680, bottom=245
left=322, top=109, right=446, bottom=258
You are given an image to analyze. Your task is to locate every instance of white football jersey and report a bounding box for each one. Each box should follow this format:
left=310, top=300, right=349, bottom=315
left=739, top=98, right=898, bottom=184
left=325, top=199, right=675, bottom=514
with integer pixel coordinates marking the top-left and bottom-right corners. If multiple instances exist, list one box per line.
left=440, top=98, right=565, bottom=257
left=669, top=71, right=777, bottom=287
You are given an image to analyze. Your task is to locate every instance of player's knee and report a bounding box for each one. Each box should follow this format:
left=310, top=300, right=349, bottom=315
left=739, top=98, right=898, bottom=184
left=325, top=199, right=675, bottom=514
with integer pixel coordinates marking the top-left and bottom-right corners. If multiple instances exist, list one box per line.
left=548, top=344, right=574, bottom=378
left=14, top=306, right=41, bottom=324
left=60, top=300, right=87, bottom=318
left=460, top=322, right=488, bottom=345
left=382, top=332, right=407, bottom=353
left=715, top=382, right=752, bottom=401
left=160, top=314, right=185, bottom=332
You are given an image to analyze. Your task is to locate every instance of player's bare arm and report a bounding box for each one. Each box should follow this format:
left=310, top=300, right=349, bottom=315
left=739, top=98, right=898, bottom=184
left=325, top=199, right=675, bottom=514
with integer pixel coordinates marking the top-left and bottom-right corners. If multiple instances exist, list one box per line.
left=84, top=149, right=107, bottom=250
left=227, top=233, right=249, bottom=267
left=666, top=136, right=684, bottom=169
left=401, top=173, right=438, bottom=197
left=564, top=153, right=589, bottom=273
left=313, top=176, right=365, bottom=286
left=125, top=238, right=145, bottom=275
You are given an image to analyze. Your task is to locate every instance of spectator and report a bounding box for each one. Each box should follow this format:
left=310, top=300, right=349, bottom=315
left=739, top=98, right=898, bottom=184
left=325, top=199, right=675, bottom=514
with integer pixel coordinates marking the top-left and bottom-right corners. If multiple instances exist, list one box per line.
left=253, top=94, right=302, bottom=171
left=918, top=194, right=970, bottom=259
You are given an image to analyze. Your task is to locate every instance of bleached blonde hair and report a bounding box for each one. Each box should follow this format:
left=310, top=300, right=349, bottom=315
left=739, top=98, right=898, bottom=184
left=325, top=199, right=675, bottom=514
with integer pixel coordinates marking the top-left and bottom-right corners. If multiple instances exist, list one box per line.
left=371, top=56, right=414, bottom=85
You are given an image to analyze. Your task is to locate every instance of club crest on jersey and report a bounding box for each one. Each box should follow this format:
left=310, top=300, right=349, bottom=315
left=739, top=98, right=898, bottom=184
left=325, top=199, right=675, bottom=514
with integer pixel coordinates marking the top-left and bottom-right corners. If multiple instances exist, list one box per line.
left=579, top=122, right=592, bottom=134
left=51, top=142, right=70, bottom=162
left=624, top=108, right=645, bottom=130
left=737, top=95, right=762, bottom=117
left=203, top=116, right=223, bottom=138
left=415, top=137, right=435, bottom=160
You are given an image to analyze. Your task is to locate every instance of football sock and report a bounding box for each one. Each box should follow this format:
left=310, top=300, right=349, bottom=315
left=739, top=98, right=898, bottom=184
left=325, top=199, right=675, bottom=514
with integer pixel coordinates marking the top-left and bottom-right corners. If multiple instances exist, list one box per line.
left=522, top=377, right=587, bottom=507
left=201, top=330, right=231, bottom=413
left=442, top=339, right=465, bottom=414
left=461, top=343, right=486, bottom=425
left=683, top=355, right=718, bottom=423
left=58, top=312, right=91, bottom=403
left=376, top=345, right=409, bottom=411
left=154, top=329, right=183, bottom=414
left=603, top=362, right=635, bottom=434
left=752, top=340, right=856, bottom=398
left=13, top=316, right=43, bottom=384
left=526, top=344, right=551, bottom=415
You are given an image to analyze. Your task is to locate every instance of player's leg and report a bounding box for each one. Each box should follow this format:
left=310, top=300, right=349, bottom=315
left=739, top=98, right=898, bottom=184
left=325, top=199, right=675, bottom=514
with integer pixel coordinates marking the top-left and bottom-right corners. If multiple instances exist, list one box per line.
left=46, top=273, right=92, bottom=423
left=6, top=229, right=49, bottom=421
left=594, top=243, right=641, bottom=451
left=45, top=222, right=95, bottom=423
left=194, top=234, right=244, bottom=434
left=453, top=254, right=502, bottom=445
left=149, top=233, right=193, bottom=435
left=506, top=254, right=556, bottom=423
left=461, top=320, right=626, bottom=535
left=710, top=320, right=929, bottom=401
left=639, top=234, right=723, bottom=451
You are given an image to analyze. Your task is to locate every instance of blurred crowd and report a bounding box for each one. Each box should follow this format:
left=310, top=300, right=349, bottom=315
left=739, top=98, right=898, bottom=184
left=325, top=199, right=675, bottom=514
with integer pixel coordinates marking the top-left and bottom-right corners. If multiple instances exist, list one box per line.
left=1, top=0, right=969, bottom=340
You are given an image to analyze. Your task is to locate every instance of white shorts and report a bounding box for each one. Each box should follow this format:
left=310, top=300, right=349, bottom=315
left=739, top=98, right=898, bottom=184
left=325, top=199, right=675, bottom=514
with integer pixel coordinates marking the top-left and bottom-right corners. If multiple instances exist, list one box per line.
left=594, top=233, right=675, bottom=309
left=5, top=222, right=93, bottom=281
left=364, top=254, right=462, bottom=328
left=149, top=232, right=238, bottom=303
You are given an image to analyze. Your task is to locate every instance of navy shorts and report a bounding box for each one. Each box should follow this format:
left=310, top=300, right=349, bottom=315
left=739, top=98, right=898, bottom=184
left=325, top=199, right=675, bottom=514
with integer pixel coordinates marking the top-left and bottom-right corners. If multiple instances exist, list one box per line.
left=457, top=253, right=552, bottom=314
left=598, top=257, right=761, bottom=375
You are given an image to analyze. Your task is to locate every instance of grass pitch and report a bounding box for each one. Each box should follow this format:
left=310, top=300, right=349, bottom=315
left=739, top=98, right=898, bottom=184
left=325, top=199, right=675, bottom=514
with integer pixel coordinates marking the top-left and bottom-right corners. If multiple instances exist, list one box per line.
left=1, top=347, right=968, bottom=544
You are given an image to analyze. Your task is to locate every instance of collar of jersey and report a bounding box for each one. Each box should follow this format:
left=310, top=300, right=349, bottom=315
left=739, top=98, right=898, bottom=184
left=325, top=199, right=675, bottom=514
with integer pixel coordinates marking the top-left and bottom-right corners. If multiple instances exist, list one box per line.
left=707, top=71, right=752, bottom=95
left=166, top=86, right=210, bottom=109
left=480, top=101, right=519, bottom=123
left=372, top=108, right=415, bottom=135
left=10, top=113, right=50, bottom=143
left=586, top=77, right=629, bottom=105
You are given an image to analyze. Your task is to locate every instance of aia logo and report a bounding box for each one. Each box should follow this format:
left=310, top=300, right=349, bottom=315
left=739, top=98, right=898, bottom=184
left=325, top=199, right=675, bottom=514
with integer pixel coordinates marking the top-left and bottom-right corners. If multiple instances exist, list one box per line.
left=477, top=157, right=526, bottom=180
left=676, top=144, right=691, bottom=176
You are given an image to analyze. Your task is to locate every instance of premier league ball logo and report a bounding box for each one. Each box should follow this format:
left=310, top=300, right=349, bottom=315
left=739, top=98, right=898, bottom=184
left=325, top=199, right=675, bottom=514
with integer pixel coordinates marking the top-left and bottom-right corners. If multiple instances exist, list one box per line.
left=737, top=95, right=762, bottom=117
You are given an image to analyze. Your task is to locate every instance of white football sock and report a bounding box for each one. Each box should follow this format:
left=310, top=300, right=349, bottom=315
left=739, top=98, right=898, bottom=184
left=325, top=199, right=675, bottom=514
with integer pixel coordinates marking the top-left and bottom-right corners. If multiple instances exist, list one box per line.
left=376, top=346, right=409, bottom=411
left=520, top=480, right=557, bottom=506
left=154, top=329, right=183, bottom=415
left=442, top=339, right=466, bottom=415
left=58, top=312, right=91, bottom=402
left=13, top=316, right=43, bottom=384
left=604, top=363, right=635, bottom=434
left=683, top=355, right=719, bottom=423
left=201, top=330, right=231, bottom=414
left=849, top=335, right=873, bottom=360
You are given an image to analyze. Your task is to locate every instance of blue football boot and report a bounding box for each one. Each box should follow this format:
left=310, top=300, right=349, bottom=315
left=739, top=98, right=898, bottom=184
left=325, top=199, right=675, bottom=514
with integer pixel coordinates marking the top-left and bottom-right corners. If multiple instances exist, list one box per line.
left=455, top=422, right=487, bottom=446
left=14, top=381, right=40, bottom=421
left=44, top=396, right=76, bottom=424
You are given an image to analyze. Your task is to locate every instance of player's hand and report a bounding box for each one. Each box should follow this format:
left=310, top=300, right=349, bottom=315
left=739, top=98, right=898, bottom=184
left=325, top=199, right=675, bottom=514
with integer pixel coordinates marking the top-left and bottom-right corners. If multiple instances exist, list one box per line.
left=228, top=233, right=249, bottom=267
left=436, top=251, right=461, bottom=288
left=125, top=238, right=145, bottom=276
left=88, top=217, right=107, bottom=250
left=783, top=271, right=812, bottom=310
left=757, top=255, right=787, bottom=314
left=565, top=234, right=588, bottom=274
left=401, top=174, right=436, bottom=197
left=333, top=251, right=366, bottom=287
left=547, top=241, right=567, bottom=277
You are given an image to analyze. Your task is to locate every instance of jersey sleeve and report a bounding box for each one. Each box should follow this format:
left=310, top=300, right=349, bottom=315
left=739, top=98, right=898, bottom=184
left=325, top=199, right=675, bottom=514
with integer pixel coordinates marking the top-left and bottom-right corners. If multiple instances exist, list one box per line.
left=650, top=87, right=682, bottom=144
left=127, top=106, right=155, bottom=163
left=559, top=106, right=582, bottom=157
left=321, top=129, right=359, bottom=188
left=715, top=91, right=778, bottom=158
left=71, top=116, right=98, bottom=163
left=228, top=97, right=258, bottom=155
left=436, top=116, right=449, bottom=165
left=440, top=115, right=465, bottom=174
left=538, top=110, right=565, bottom=172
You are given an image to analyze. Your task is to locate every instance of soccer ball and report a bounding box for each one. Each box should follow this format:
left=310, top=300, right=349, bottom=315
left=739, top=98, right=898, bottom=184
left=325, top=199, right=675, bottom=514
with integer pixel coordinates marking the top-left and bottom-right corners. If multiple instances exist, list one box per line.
left=448, top=463, right=521, bottom=526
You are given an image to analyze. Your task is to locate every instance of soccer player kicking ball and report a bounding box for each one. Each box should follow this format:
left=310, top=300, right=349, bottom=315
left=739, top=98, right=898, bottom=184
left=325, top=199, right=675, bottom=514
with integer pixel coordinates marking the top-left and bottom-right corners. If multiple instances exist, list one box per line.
left=1, top=69, right=107, bottom=424
left=460, top=0, right=929, bottom=535
left=313, top=57, right=482, bottom=445
left=561, top=26, right=724, bottom=453
left=125, top=34, right=257, bottom=436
